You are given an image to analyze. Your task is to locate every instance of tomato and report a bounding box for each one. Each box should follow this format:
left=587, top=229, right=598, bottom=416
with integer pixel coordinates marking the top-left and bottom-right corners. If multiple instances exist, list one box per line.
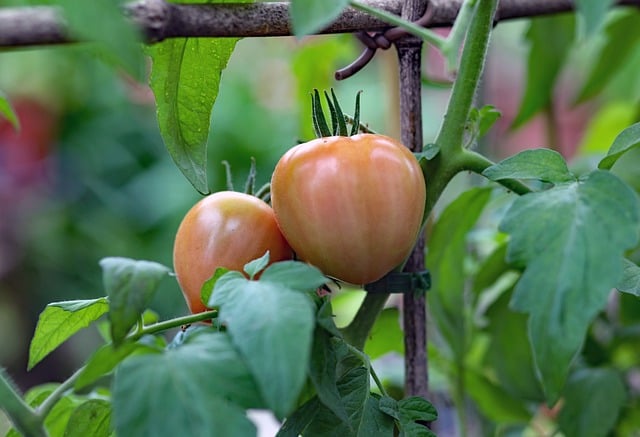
left=173, top=191, right=293, bottom=313
left=271, top=133, right=426, bottom=285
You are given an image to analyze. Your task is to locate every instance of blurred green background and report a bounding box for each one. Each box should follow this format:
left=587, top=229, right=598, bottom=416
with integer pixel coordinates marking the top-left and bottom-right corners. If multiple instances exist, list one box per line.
left=3, top=6, right=640, bottom=435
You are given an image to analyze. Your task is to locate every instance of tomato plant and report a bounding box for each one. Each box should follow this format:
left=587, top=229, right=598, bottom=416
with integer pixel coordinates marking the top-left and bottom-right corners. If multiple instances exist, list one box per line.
left=271, top=133, right=425, bottom=285
left=173, top=191, right=292, bottom=313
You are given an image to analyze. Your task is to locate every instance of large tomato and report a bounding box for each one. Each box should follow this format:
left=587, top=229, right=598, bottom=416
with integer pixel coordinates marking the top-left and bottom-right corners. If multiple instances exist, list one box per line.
left=271, top=133, right=426, bottom=285
left=173, top=191, right=293, bottom=313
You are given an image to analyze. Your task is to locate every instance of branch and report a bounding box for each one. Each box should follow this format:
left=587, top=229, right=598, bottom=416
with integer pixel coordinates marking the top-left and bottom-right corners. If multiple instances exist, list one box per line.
left=1, top=0, right=639, bottom=48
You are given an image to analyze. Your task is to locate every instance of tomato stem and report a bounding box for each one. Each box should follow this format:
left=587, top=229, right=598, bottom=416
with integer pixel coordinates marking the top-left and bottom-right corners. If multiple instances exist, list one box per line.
left=0, top=368, right=46, bottom=437
left=458, top=150, right=532, bottom=195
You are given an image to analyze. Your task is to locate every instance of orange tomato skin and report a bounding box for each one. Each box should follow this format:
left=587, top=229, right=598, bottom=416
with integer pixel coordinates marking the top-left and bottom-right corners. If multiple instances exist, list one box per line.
left=173, top=192, right=293, bottom=313
left=271, top=134, right=426, bottom=285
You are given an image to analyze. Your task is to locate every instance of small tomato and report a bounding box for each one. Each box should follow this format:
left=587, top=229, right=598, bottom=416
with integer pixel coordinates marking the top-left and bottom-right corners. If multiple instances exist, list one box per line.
left=173, top=191, right=293, bottom=313
left=271, top=133, right=425, bottom=285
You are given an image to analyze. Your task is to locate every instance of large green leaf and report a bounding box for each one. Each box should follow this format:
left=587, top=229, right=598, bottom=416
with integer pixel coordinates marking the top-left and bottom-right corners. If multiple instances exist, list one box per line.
left=577, top=11, right=640, bottom=103
left=427, top=187, right=492, bottom=359
left=483, top=149, right=575, bottom=184
left=598, top=122, right=640, bottom=170
left=558, top=367, right=626, bottom=437
left=148, top=0, right=251, bottom=193
left=501, top=170, right=640, bottom=401
left=210, top=261, right=325, bottom=417
left=379, top=396, right=437, bottom=436
left=575, top=0, right=615, bottom=38
left=100, top=257, right=170, bottom=345
left=512, top=14, right=574, bottom=129
left=290, top=0, right=350, bottom=37
left=28, top=298, right=109, bottom=370
left=112, top=331, right=262, bottom=436
left=54, top=0, right=144, bottom=79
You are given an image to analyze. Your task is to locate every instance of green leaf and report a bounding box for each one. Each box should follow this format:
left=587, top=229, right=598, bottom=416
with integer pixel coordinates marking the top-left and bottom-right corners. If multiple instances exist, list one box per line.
left=290, top=0, right=350, bottom=37
left=416, top=144, right=440, bottom=161
left=397, top=397, right=438, bottom=436
left=243, top=250, right=270, bottom=279
left=466, top=105, right=501, bottom=146
left=558, top=367, right=626, bottom=437
left=309, top=329, right=348, bottom=423
left=616, top=258, right=640, bottom=297
left=316, top=299, right=343, bottom=338
left=576, top=12, right=640, bottom=103
left=380, top=396, right=437, bottom=436
left=598, top=122, right=640, bottom=170
left=200, top=266, right=229, bottom=306
left=427, top=187, right=492, bottom=359
left=465, top=368, right=532, bottom=424
left=210, top=266, right=316, bottom=417
left=75, top=342, right=159, bottom=391
left=483, top=289, right=544, bottom=402
left=64, top=399, right=112, bottom=437
left=28, top=298, right=109, bottom=370
left=364, top=308, right=404, bottom=360
left=575, top=0, right=615, bottom=38
left=148, top=0, right=247, bottom=193
left=304, top=368, right=393, bottom=436
left=260, top=260, right=328, bottom=292
left=483, top=149, right=575, bottom=184
left=501, top=170, right=640, bottom=401
left=113, top=331, right=262, bottom=436
left=23, top=386, right=83, bottom=437
left=276, top=398, right=321, bottom=436
left=55, top=0, right=144, bottom=79
left=512, top=14, right=574, bottom=129
left=0, top=92, right=19, bottom=130
left=100, top=257, right=170, bottom=345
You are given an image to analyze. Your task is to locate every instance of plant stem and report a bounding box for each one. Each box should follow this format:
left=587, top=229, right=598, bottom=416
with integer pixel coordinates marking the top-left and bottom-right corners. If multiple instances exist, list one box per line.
left=131, top=310, right=218, bottom=340
left=454, top=362, right=469, bottom=437
left=0, top=369, right=46, bottom=437
left=441, top=0, right=479, bottom=72
left=36, top=367, right=83, bottom=420
left=348, top=0, right=446, bottom=48
left=341, top=293, right=388, bottom=350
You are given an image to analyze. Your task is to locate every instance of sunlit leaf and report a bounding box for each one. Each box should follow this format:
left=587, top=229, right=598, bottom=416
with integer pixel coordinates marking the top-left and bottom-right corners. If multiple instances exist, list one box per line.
left=598, top=122, right=640, bottom=169
left=501, top=170, right=640, bottom=401
left=0, top=91, right=19, bottom=130
left=28, top=298, right=109, bottom=370
left=148, top=0, right=252, bottom=193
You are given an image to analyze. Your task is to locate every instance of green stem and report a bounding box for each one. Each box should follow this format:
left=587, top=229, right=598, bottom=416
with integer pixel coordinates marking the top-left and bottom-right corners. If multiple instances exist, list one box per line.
left=348, top=0, right=446, bottom=49
left=0, top=369, right=46, bottom=437
left=345, top=343, right=388, bottom=397
left=454, top=363, right=468, bottom=437
left=36, top=367, right=83, bottom=420
left=131, top=310, right=218, bottom=340
left=441, top=0, right=479, bottom=72
left=341, top=294, right=388, bottom=350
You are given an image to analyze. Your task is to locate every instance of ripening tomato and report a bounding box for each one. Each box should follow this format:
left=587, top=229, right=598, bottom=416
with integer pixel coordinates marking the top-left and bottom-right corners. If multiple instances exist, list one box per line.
left=173, top=191, right=293, bottom=313
left=271, top=133, right=426, bottom=285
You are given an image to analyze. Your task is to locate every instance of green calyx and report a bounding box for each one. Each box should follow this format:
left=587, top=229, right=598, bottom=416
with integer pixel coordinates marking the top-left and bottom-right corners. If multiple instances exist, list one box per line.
left=311, top=88, right=362, bottom=138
